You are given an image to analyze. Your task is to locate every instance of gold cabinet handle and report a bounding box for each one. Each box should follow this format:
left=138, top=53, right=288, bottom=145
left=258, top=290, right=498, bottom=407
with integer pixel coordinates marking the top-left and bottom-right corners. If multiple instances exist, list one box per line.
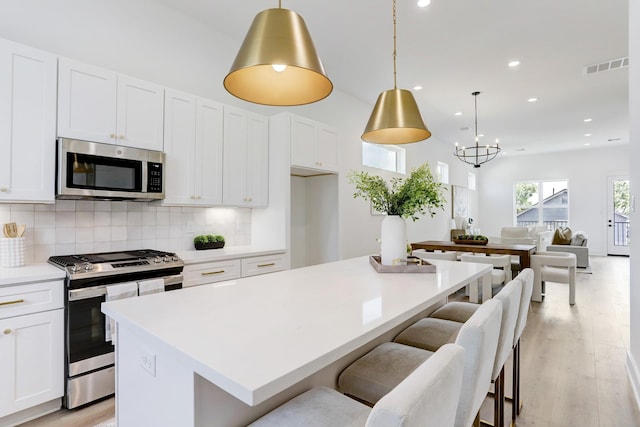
left=0, top=187, right=8, bottom=192
left=110, top=133, right=116, bottom=139
left=201, top=270, right=225, bottom=276
left=119, top=135, right=126, bottom=139
left=257, top=263, right=275, bottom=268
left=0, top=299, right=25, bottom=306
left=3, top=329, right=11, bottom=335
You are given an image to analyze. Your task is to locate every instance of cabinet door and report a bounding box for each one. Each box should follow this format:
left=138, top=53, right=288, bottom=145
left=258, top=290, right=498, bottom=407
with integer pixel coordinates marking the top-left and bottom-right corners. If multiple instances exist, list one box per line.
left=245, top=113, right=269, bottom=207
left=195, top=98, right=223, bottom=205
left=317, top=125, right=338, bottom=172
left=116, top=75, right=165, bottom=151
left=163, top=90, right=196, bottom=205
left=0, top=309, right=64, bottom=418
left=290, top=115, right=316, bottom=169
left=57, top=58, right=117, bottom=144
left=0, top=39, right=57, bottom=203
left=222, top=106, right=248, bottom=206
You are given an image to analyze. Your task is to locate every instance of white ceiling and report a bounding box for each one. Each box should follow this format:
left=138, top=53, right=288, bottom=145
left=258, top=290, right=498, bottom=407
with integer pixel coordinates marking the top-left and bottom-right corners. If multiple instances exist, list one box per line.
left=152, top=0, right=629, bottom=157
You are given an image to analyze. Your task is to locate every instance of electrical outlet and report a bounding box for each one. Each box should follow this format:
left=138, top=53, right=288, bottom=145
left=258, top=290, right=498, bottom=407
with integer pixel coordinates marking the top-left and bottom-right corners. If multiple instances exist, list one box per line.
left=141, top=351, right=156, bottom=377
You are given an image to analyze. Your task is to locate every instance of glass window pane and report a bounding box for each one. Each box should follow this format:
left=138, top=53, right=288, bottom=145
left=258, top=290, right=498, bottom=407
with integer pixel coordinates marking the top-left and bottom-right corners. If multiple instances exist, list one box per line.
left=362, top=142, right=406, bottom=174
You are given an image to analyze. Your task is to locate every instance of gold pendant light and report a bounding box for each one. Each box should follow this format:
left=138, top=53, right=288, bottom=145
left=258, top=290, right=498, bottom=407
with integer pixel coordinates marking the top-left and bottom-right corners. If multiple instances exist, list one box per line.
left=224, top=1, right=333, bottom=106
left=362, top=0, right=431, bottom=144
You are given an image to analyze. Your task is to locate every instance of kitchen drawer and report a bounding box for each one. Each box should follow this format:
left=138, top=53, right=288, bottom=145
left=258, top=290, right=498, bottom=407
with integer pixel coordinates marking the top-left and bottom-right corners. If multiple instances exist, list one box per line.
left=241, top=253, right=286, bottom=278
left=0, top=280, right=64, bottom=319
left=183, top=259, right=241, bottom=287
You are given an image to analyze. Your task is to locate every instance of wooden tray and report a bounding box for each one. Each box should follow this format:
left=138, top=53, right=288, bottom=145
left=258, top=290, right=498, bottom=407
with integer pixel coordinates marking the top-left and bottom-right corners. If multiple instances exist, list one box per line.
left=452, top=239, right=489, bottom=246
left=369, top=255, right=437, bottom=273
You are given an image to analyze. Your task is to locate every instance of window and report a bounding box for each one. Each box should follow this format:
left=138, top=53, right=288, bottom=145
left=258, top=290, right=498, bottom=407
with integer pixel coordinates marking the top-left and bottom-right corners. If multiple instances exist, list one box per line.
left=362, top=142, right=406, bottom=174
left=515, top=180, right=568, bottom=230
left=436, top=162, right=449, bottom=184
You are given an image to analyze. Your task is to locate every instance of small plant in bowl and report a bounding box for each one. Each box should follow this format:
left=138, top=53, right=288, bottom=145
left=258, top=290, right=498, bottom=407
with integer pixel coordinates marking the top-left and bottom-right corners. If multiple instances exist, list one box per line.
left=452, top=234, right=489, bottom=245
left=194, top=234, right=225, bottom=250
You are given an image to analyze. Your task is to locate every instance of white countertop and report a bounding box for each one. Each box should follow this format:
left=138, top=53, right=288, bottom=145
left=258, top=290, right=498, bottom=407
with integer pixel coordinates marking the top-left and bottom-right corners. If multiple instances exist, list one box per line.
left=0, top=262, right=66, bottom=286
left=176, top=245, right=286, bottom=264
left=103, top=256, right=490, bottom=406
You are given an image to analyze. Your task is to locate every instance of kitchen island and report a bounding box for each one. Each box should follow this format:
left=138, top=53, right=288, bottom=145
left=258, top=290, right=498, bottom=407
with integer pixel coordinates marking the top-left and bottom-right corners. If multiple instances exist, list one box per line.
left=102, top=256, right=491, bottom=427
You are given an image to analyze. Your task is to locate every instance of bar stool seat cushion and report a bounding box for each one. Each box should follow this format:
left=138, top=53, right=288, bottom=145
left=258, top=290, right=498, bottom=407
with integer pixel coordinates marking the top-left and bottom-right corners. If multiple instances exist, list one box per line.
left=338, top=342, right=432, bottom=405
left=430, top=301, right=479, bottom=324
left=248, top=386, right=370, bottom=427
left=393, top=318, right=462, bottom=352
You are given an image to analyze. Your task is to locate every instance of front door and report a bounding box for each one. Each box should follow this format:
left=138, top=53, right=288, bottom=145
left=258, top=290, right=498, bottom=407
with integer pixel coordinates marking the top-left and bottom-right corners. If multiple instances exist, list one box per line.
left=607, top=176, right=630, bottom=256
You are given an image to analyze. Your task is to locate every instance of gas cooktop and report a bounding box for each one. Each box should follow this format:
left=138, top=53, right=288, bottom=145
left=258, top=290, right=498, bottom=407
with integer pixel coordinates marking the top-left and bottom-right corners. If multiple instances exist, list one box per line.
left=49, top=249, right=183, bottom=279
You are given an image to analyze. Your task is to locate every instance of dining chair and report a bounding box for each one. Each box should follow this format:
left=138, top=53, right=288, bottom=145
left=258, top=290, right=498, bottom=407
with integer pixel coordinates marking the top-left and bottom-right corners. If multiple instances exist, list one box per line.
left=248, top=343, right=465, bottom=427
left=530, top=251, right=577, bottom=304
left=338, top=299, right=502, bottom=427
left=395, top=280, right=521, bottom=427
left=460, top=253, right=512, bottom=298
left=412, top=249, right=458, bottom=261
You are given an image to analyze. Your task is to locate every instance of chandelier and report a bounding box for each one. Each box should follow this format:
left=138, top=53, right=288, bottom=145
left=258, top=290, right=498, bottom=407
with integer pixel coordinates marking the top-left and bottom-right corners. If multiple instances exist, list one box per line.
left=454, top=91, right=501, bottom=167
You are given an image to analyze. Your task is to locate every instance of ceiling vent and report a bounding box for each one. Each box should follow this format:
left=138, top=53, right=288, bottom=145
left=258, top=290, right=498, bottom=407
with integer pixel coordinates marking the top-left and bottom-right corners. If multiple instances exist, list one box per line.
left=584, top=57, right=629, bottom=75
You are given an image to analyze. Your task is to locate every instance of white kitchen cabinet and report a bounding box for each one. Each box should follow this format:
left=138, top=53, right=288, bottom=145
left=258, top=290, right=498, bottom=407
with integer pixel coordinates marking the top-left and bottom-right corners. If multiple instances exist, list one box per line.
left=162, top=90, right=223, bottom=206
left=0, top=280, right=64, bottom=420
left=0, top=38, right=57, bottom=203
left=183, top=259, right=241, bottom=287
left=241, top=253, right=287, bottom=277
left=58, top=58, right=164, bottom=151
left=287, top=113, right=338, bottom=173
left=222, top=106, right=269, bottom=207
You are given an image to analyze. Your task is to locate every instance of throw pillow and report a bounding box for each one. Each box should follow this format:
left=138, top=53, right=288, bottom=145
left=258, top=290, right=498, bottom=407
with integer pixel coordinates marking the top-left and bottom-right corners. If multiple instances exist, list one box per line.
left=571, top=233, right=587, bottom=246
left=552, top=227, right=572, bottom=245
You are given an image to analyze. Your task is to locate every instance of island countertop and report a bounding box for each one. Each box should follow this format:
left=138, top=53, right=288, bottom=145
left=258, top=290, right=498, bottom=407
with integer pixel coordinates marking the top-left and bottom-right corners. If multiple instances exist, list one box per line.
left=103, top=256, right=490, bottom=409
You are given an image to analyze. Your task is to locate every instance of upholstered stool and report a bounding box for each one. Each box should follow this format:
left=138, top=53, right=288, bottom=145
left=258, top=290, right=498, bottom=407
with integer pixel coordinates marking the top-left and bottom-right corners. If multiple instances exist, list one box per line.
left=397, top=280, right=521, bottom=427
left=249, top=343, right=465, bottom=427
left=339, top=299, right=502, bottom=427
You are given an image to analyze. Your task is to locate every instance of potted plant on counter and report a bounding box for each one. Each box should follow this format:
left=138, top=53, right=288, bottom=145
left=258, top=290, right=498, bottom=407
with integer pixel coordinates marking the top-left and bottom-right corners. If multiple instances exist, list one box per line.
left=194, top=234, right=225, bottom=250
left=348, top=163, right=446, bottom=265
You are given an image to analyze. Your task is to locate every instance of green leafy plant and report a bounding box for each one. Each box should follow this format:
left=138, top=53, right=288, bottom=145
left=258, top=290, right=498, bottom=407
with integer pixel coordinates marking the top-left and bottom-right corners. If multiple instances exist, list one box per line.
left=193, top=234, right=225, bottom=244
left=455, top=234, right=488, bottom=241
left=348, top=163, right=446, bottom=221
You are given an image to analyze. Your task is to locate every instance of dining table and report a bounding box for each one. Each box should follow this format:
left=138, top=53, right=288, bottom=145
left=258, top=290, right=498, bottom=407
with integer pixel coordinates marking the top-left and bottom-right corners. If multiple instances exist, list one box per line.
left=411, top=240, right=537, bottom=269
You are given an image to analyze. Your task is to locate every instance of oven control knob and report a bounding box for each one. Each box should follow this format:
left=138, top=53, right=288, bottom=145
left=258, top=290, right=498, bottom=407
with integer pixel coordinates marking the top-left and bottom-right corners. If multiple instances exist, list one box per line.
left=163, top=255, right=171, bottom=263
left=83, top=262, right=94, bottom=271
left=154, top=256, right=162, bottom=264
left=171, top=255, right=179, bottom=262
left=70, top=263, right=80, bottom=273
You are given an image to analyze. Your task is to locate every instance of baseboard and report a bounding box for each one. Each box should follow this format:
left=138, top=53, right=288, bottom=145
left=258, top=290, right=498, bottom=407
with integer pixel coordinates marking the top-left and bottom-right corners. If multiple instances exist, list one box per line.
left=626, top=351, right=640, bottom=412
left=0, top=399, right=61, bottom=426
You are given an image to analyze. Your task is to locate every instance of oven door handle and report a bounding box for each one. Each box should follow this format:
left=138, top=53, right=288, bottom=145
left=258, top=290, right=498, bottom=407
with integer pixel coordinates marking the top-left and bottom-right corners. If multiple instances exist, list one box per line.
left=68, top=274, right=184, bottom=301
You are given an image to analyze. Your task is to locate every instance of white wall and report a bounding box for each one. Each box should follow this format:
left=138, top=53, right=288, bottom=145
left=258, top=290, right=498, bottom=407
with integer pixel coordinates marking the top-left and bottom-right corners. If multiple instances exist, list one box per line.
left=628, top=0, right=640, bottom=410
left=477, top=146, right=629, bottom=255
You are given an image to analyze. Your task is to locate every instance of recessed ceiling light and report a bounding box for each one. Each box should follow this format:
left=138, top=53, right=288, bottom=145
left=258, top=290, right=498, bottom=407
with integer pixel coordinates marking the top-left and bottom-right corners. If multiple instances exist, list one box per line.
left=413, top=85, right=423, bottom=91
left=584, top=143, right=591, bottom=146
left=478, top=134, right=484, bottom=137
left=584, top=118, right=592, bottom=122
left=584, top=133, right=592, bottom=137
left=454, top=112, right=463, bottom=116
left=528, top=97, right=538, bottom=103
left=417, top=0, right=431, bottom=7
left=508, top=60, right=520, bottom=67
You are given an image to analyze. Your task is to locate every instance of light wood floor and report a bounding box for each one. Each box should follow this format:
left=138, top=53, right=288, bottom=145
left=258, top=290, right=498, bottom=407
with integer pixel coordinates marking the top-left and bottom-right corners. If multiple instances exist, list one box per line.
left=19, top=256, right=640, bottom=427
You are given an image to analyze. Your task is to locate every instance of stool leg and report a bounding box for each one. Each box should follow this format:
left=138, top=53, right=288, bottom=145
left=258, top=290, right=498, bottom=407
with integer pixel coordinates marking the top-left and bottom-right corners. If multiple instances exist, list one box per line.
left=512, top=341, right=518, bottom=423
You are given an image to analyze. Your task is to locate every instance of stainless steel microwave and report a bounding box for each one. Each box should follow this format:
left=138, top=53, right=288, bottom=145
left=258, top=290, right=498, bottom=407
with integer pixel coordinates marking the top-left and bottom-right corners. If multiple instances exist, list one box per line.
left=56, top=138, right=165, bottom=201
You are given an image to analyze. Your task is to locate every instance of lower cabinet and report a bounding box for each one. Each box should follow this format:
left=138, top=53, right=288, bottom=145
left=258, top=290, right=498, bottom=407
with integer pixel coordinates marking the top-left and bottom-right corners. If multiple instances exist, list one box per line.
left=183, top=259, right=241, bottom=288
left=0, top=309, right=64, bottom=418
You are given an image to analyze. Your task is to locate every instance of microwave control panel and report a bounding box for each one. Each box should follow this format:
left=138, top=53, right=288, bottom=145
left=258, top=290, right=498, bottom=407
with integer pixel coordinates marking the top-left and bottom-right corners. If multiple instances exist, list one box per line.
left=147, top=162, right=163, bottom=193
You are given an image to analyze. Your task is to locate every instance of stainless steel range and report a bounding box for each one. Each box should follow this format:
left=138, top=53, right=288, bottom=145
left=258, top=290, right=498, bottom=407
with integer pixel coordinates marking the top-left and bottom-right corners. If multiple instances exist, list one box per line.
left=48, top=249, right=184, bottom=409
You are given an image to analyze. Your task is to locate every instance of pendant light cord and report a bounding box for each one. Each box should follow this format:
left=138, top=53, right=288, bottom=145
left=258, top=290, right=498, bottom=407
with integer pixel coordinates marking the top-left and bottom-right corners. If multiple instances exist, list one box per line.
left=392, top=0, right=398, bottom=89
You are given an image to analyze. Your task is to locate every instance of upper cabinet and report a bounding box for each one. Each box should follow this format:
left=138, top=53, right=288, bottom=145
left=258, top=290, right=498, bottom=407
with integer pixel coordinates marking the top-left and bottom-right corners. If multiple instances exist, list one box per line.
left=286, top=113, right=338, bottom=174
left=163, top=90, right=223, bottom=206
left=57, top=58, right=164, bottom=151
left=223, top=106, right=269, bottom=207
left=0, top=39, right=57, bottom=203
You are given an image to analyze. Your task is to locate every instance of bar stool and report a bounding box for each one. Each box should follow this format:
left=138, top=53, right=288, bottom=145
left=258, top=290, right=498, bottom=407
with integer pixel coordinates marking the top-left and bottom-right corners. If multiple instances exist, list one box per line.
left=247, top=343, right=465, bottom=427
left=429, top=269, right=534, bottom=425
left=338, top=299, right=502, bottom=427
left=396, top=280, right=521, bottom=427
left=460, top=253, right=512, bottom=298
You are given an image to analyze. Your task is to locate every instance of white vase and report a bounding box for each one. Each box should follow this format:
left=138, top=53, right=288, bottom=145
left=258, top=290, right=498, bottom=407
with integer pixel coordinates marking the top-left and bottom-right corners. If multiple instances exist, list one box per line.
left=380, top=215, right=407, bottom=265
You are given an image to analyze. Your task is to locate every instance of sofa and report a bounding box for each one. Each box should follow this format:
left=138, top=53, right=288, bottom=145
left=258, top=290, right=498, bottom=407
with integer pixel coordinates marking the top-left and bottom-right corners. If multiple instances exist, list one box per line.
left=546, top=230, right=589, bottom=268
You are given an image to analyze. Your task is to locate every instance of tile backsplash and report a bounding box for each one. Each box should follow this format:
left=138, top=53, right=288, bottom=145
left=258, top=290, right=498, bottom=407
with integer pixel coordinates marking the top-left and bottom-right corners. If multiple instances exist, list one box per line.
left=0, top=201, right=251, bottom=263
